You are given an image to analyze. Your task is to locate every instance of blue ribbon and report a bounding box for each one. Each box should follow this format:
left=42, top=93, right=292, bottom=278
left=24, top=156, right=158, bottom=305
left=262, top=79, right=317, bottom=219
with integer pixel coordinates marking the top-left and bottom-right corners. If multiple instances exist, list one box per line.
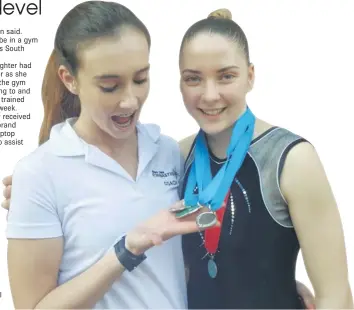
left=184, top=107, right=255, bottom=212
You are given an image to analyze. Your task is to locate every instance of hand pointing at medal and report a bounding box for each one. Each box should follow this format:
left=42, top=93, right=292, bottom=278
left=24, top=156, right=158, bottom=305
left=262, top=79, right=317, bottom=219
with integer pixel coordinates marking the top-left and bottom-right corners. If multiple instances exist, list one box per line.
left=125, top=200, right=218, bottom=256
left=0, top=177, right=215, bottom=257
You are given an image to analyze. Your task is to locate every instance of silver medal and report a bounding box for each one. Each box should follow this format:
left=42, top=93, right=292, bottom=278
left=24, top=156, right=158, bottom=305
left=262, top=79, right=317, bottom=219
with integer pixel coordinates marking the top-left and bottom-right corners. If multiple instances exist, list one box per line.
left=196, top=211, right=217, bottom=229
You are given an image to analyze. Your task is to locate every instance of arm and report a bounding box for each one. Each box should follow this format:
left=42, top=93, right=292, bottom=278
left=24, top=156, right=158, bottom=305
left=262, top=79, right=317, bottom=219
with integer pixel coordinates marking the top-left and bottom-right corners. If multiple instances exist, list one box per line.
left=6, top=161, right=128, bottom=309
left=296, top=281, right=315, bottom=309
left=8, top=208, right=206, bottom=310
left=8, top=238, right=126, bottom=309
left=281, top=142, right=353, bottom=309
left=7, top=158, right=209, bottom=309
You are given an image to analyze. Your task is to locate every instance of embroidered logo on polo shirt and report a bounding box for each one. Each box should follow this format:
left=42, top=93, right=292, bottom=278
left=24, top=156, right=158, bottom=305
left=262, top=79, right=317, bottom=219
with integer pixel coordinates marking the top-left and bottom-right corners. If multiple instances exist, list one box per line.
left=152, top=168, right=179, bottom=186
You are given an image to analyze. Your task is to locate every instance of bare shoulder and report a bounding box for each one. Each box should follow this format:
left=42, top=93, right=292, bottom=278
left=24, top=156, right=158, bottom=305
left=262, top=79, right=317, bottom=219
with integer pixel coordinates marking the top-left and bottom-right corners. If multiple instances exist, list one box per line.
left=280, top=141, right=331, bottom=208
left=283, top=141, right=318, bottom=168
left=281, top=141, right=321, bottom=181
left=281, top=142, right=317, bottom=185
left=178, top=134, right=197, bottom=160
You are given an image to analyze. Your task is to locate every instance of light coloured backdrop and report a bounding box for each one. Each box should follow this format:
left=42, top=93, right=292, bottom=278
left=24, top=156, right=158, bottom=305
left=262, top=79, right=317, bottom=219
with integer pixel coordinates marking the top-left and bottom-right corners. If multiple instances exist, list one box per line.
left=0, top=1, right=353, bottom=308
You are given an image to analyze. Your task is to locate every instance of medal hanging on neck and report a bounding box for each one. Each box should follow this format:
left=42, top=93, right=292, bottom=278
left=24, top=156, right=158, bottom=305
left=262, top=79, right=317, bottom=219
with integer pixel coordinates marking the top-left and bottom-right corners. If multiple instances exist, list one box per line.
left=203, top=190, right=230, bottom=278
left=180, top=107, right=255, bottom=215
left=178, top=107, right=255, bottom=275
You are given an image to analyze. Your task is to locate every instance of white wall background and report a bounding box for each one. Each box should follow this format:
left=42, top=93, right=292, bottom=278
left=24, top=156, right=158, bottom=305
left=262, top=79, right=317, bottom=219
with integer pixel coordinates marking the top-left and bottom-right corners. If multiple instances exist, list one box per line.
left=0, top=1, right=353, bottom=308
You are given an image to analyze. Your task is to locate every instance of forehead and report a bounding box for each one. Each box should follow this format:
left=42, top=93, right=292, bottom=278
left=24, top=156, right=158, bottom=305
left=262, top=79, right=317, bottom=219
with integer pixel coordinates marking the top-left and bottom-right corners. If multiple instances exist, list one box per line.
left=78, top=29, right=149, bottom=76
left=180, top=33, right=245, bottom=70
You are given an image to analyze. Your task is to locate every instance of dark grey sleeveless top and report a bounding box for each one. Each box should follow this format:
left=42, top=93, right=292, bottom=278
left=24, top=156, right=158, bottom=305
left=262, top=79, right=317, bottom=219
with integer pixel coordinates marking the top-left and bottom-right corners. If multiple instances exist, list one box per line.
left=181, top=126, right=307, bottom=309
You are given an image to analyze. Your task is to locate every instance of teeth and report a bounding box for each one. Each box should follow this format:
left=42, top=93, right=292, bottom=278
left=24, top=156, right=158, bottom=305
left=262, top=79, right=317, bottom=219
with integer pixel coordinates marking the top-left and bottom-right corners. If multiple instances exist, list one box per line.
left=201, top=108, right=224, bottom=116
left=116, top=112, right=134, bottom=117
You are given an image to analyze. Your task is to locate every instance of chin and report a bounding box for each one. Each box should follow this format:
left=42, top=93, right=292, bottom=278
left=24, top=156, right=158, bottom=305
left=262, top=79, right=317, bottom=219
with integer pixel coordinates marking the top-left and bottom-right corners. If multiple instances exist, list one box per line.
left=109, top=123, right=137, bottom=140
left=199, top=120, right=232, bottom=137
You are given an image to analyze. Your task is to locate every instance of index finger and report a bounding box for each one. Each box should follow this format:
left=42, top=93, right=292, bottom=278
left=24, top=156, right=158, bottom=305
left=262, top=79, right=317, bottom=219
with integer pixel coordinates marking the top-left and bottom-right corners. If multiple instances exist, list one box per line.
left=2, top=175, right=12, bottom=186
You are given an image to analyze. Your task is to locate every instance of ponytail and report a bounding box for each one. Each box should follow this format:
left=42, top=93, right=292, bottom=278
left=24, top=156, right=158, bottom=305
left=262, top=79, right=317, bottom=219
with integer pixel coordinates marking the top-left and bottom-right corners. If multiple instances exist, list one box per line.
left=38, top=50, right=80, bottom=145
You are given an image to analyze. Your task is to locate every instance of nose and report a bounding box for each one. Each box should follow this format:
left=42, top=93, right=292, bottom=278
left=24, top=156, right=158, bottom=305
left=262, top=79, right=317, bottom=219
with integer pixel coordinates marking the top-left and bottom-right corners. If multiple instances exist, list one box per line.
left=202, top=80, right=220, bottom=103
left=119, top=97, right=138, bottom=110
left=119, top=84, right=139, bottom=110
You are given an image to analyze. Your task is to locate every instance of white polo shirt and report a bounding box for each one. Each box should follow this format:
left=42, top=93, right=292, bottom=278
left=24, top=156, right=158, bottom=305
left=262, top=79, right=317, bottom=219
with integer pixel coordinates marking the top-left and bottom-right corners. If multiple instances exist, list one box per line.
left=6, top=118, right=187, bottom=309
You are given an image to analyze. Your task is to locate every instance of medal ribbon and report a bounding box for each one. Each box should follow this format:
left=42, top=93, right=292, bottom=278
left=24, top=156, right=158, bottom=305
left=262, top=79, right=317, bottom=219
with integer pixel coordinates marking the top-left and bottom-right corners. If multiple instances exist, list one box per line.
left=184, top=107, right=255, bottom=212
left=204, top=190, right=230, bottom=254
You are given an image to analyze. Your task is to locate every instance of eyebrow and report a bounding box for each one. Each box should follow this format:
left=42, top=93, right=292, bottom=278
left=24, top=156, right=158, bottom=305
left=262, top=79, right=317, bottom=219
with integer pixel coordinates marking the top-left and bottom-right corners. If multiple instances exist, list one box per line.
left=94, top=65, right=150, bottom=80
left=182, top=66, right=240, bottom=74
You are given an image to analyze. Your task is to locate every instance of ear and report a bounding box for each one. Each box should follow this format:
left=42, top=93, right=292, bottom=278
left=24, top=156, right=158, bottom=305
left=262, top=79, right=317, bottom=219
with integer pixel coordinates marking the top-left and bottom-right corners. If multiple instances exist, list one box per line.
left=247, top=63, right=255, bottom=92
left=57, top=65, right=78, bottom=95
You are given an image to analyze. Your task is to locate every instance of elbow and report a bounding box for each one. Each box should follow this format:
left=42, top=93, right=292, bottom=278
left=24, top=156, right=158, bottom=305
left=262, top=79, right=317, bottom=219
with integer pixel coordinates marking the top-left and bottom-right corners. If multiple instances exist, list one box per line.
left=316, top=284, right=353, bottom=309
left=13, top=295, right=52, bottom=310
left=342, top=286, right=354, bottom=309
left=13, top=301, right=40, bottom=310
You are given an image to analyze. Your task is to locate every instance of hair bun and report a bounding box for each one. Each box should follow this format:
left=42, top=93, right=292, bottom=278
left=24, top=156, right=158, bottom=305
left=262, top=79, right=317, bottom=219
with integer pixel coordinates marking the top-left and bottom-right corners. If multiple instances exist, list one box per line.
left=207, top=8, right=232, bottom=20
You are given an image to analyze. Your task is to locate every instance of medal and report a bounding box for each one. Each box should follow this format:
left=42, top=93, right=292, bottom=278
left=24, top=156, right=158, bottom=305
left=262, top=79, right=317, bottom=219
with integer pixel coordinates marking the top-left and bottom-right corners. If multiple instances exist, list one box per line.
left=208, top=258, right=218, bottom=278
left=170, top=200, right=203, bottom=218
left=182, top=107, right=255, bottom=277
left=202, top=190, right=230, bottom=278
left=196, top=210, right=217, bottom=229
left=174, top=204, right=202, bottom=218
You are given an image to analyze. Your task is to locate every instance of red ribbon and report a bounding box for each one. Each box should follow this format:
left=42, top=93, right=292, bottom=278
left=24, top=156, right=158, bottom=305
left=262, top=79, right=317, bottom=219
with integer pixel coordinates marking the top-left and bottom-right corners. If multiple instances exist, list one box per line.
left=204, top=190, right=231, bottom=254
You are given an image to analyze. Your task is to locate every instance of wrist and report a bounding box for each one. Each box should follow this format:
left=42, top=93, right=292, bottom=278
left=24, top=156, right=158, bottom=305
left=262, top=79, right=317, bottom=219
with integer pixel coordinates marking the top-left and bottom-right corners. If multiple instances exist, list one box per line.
left=124, top=235, right=143, bottom=256
left=114, top=235, right=147, bottom=272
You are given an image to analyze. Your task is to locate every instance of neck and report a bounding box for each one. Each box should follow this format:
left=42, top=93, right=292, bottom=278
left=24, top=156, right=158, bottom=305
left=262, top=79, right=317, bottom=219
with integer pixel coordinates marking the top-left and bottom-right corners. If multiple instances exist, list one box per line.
left=206, top=118, right=271, bottom=160
left=206, top=105, right=249, bottom=159
left=206, top=125, right=233, bottom=159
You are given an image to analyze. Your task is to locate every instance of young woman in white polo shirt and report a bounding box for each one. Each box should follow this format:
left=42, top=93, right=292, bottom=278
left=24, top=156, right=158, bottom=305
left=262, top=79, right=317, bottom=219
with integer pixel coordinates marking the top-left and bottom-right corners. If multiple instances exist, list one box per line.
left=3, top=2, right=214, bottom=309
left=2, top=1, right=321, bottom=309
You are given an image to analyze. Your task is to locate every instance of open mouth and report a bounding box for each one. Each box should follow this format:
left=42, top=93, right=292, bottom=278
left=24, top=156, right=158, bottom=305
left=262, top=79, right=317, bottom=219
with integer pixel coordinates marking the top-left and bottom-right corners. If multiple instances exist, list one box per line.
left=111, top=112, right=136, bottom=129
left=199, top=107, right=227, bottom=117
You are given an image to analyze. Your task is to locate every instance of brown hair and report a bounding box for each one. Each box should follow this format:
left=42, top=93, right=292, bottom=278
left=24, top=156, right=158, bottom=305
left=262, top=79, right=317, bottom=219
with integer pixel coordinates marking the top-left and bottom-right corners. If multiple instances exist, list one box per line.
left=179, top=8, right=250, bottom=64
left=38, top=50, right=80, bottom=145
left=38, top=1, right=151, bottom=145
left=208, top=8, right=232, bottom=20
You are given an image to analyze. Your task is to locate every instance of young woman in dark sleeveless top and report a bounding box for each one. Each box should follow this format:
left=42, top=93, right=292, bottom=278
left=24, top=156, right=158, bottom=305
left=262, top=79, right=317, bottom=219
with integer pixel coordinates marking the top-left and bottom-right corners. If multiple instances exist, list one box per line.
left=177, top=8, right=352, bottom=310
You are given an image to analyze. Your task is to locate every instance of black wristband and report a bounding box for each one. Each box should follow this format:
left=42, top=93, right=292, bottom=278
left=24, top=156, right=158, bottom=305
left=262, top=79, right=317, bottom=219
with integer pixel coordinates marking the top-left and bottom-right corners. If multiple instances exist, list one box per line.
left=114, top=235, right=147, bottom=271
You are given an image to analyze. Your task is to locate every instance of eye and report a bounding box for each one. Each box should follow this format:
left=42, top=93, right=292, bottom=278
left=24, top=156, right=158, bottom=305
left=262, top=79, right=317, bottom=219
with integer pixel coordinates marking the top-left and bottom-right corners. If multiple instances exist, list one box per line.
left=99, top=85, right=118, bottom=93
left=184, top=76, right=202, bottom=86
left=220, top=73, right=236, bottom=81
left=185, top=76, right=201, bottom=82
left=134, top=78, right=148, bottom=85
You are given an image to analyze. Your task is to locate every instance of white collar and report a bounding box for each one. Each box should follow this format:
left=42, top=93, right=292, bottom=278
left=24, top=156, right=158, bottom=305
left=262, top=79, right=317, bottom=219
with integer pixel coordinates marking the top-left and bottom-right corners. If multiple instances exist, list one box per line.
left=48, top=117, right=161, bottom=157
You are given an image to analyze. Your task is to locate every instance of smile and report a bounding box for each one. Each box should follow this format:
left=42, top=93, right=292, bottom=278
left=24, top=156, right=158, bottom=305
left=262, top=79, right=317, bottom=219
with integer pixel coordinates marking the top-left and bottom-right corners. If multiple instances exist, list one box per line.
left=199, top=108, right=226, bottom=116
